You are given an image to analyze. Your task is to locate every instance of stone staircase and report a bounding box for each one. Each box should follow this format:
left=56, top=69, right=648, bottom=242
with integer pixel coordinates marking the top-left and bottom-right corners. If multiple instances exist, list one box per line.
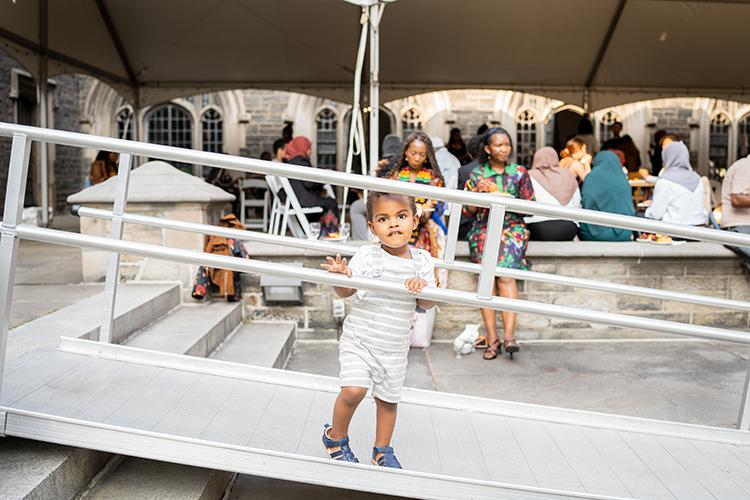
left=1, top=284, right=297, bottom=500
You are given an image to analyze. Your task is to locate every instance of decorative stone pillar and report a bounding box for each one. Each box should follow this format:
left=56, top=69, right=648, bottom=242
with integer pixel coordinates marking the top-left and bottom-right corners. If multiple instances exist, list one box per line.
left=67, top=161, right=235, bottom=285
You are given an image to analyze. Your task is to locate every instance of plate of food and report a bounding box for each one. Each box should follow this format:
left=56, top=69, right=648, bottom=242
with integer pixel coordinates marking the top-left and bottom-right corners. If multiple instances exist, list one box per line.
left=321, top=232, right=348, bottom=242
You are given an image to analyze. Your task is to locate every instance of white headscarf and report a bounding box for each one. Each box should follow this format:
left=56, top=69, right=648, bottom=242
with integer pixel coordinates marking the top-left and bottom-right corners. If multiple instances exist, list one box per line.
left=661, top=141, right=700, bottom=191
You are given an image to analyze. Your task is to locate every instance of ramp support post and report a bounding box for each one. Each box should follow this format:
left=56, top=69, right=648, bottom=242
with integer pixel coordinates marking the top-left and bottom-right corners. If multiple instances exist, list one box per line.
left=738, top=358, right=750, bottom=430
left=0, top=134, right=32, bottom=403
left=99, top=153, right=133, bottom=344
left=476, top=204, right=505, bottom=299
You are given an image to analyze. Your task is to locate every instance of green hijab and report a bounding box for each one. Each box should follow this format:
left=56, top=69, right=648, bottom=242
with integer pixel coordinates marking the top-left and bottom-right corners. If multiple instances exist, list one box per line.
left=579, top=151, right=634, bottom=241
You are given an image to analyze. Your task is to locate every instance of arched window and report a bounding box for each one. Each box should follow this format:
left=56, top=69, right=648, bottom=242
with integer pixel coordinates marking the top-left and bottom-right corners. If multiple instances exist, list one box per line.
left=401, top=108, right=422, bottom=140
left=201, top=108, right=223, bottom=153
left=115, top=107, right=133, bottom=140
left=709, top=113, right=730, bottom=179
left=599, top=111, right=620, bottom=143
left=146, top=104, right=193, bottom=172
left=316, top=108, right=337, bottom=169
left=516, top=110, right=537, bottom=167
left=738, top=113, right=750, bottom=160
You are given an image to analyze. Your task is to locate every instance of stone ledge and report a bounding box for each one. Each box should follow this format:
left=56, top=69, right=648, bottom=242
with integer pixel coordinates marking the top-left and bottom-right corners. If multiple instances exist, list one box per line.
left=242, top=240, right=737, bottom=259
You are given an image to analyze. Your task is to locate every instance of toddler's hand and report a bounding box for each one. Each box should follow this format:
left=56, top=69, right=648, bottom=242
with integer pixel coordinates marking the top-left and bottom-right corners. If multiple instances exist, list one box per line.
left=405, top=277, right=428, bottom=294
left=321, top=255, right=352, bottom=277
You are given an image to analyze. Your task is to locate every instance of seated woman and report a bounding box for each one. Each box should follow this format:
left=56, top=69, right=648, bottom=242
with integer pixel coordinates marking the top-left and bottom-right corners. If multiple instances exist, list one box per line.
left=644, top=141, right=706, bottom=227
left=526, top=147, right=580, bottom=241
left=579, top=151, right=635, bottom=241
left=559, top=137, right=592, bottom=183
left=284, top=136, right=339, bottom=236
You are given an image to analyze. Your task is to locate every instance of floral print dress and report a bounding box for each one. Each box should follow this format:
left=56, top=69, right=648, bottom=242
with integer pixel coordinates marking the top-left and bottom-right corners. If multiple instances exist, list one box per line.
left=463, top=162, right=535, bottom=270
left=395, top=166, right=448, bottom=286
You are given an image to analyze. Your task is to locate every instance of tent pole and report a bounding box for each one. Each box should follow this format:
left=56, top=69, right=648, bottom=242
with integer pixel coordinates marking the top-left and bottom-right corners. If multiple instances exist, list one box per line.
left=368, top=2, right=381, bottom=175
left=39, top=0, right=50, bottom=226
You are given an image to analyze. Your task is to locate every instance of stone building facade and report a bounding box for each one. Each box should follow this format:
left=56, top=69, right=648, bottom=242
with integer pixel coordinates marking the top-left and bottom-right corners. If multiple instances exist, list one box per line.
left=2, top=47, right=750, bottom=217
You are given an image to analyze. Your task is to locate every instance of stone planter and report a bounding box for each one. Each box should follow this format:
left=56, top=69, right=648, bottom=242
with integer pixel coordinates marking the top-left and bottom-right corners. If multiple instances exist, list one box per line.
left=67, top=161, right=235, bottom=284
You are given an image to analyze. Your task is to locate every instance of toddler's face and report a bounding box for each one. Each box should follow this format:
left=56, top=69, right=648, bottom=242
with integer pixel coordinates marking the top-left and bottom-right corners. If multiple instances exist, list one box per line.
left=368, top=197, right=418, bottom=249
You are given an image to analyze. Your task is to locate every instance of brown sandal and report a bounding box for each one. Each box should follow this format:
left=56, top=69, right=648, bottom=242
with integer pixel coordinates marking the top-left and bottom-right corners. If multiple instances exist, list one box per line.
left=474, top=335, right=489, bottom=349
left=483, top=339, right=501, bottom=360
left=503, top=338, right=520, bottom=359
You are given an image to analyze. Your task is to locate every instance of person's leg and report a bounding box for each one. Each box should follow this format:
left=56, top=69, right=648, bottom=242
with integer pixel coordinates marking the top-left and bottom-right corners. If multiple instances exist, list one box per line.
left=350, top=198, right=370, bottom=241
left=329, top=386, right=367, bottom=440
left=498, top=276, right=519, bottom=343
left=529, top=220, right=578, bottom=241
left=479, top=278, right=500, bottom=358
left=374, top=398, right=398, bottom=448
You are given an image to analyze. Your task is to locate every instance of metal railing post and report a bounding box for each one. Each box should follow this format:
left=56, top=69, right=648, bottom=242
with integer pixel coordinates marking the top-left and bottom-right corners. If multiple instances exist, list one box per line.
left=99, top=153, right=132, bottom=343
left=444, top=202, right=462, bottom=265
left=476, top=204, right=505, bottom=299
left=739, top=360, right=750, bottom=430
left=0, top=134, right=32, bottom=403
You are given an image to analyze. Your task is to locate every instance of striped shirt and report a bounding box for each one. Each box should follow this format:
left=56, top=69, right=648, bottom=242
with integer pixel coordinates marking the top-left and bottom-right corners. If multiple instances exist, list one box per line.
left=342, top=244, right=436, bottom=353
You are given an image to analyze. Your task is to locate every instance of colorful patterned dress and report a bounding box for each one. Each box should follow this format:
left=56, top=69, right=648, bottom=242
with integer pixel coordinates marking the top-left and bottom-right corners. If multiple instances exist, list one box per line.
left=463, top=162, right=535, bottom=270
left=394, top=166, right=448, bottom=286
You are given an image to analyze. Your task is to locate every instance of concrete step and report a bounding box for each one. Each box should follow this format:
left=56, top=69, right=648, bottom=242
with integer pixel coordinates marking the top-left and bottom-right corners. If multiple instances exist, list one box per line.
left=1, top=283, right=181, bottom=500
left=79, top=456, right=232, bottom=500
left=0, top=437, right=110, bottom=500
left=211, top=321, right=296, bottom=369
left=6, top=283, right=181, bottom=361
left=124, top=301, right=243, bottom=357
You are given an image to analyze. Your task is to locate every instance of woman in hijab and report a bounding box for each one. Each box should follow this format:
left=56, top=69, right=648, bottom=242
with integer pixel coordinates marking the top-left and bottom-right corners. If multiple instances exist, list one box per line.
left=579, top=151, right=635, bottom=241
left=284, top=136, right=340, bottom=236
left=644, top=141, right=706, bottom=226
left=525, top=147, right=581, bottom=241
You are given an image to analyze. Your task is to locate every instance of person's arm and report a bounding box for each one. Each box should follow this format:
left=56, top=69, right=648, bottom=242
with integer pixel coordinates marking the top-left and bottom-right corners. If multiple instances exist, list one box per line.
left=731, top=193, right=750, bottom=208
left=644, top=181, right=668, bottom=220
left=320, top=255, right=357, bottom=298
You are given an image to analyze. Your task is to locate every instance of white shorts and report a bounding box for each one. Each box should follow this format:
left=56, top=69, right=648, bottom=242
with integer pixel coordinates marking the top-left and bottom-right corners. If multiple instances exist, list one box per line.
left=338, top=336, right=408, bottom=403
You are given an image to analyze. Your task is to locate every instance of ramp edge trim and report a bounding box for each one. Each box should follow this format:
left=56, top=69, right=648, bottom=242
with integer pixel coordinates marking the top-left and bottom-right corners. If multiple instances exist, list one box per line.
left=0, top=408, right=620, bottom=500
left=56, top=337, right=750, bottom=445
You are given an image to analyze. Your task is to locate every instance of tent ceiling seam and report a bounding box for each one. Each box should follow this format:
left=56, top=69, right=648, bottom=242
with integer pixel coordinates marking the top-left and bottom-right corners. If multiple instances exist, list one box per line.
left=0, top=27, right=131, bottom=87
left=94, top=0, right=138, bottom=87
left=585, top=0, right=628, bottom=89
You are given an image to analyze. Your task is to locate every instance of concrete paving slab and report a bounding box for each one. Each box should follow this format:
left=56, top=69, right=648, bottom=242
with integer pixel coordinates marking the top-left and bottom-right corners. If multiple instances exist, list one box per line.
left=10, top=284, right=103, bottom=328
left=13, top=240, right=83, bottom=285
left=286, top=340, right=750, bottom=428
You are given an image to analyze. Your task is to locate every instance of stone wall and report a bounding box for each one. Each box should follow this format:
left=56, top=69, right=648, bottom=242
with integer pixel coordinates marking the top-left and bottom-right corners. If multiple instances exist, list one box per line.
left=0, top=50, right=17, bottom=213
left=51, top=74, right=88, bottom=210
left=240, top=90, right=292, bottom=158
left=239, top=243, right=750, bottom=341
left=0, top=49, right=89, bottom=215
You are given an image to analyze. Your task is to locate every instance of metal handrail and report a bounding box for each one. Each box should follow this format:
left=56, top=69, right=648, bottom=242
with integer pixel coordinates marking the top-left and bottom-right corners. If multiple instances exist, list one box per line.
left=15, top=224, right=750, bottom=345
left=1, top=122, right=750, bottom=246
left=73, top=205, right=750, bottom=313
left=2, top=124, right=750, bottom=429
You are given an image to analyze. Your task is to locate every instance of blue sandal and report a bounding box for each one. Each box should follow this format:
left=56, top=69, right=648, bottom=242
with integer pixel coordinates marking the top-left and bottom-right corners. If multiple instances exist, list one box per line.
left=322, top=424, right=359, bottom=463
left=372, top=446, right=402, bottom=469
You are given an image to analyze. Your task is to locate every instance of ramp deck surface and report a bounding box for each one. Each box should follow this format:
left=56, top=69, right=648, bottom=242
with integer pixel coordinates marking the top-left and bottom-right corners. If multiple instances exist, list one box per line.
left=2, top=339, right=750, bottom=500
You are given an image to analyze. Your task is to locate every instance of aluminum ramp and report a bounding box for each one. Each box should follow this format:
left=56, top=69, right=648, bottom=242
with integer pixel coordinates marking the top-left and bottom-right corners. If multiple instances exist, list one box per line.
left=3, top=339, right=750, bottom=499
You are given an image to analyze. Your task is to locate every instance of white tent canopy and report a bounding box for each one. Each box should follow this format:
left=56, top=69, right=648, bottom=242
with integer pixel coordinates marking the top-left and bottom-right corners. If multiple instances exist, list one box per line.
left=2, top=0, right=750, bottom=110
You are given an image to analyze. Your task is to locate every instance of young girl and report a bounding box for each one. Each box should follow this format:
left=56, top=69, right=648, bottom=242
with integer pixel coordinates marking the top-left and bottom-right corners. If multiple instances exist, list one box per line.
left=379, top=132, right=447, bottom=286
left=321, top=191, right=436, bottom=468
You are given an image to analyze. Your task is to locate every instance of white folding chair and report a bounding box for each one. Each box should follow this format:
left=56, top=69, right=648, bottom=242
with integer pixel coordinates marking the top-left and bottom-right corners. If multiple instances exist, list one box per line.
left=239, top=178, right=270, bottom=231
left=265, top=174, right=323, bottom=238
